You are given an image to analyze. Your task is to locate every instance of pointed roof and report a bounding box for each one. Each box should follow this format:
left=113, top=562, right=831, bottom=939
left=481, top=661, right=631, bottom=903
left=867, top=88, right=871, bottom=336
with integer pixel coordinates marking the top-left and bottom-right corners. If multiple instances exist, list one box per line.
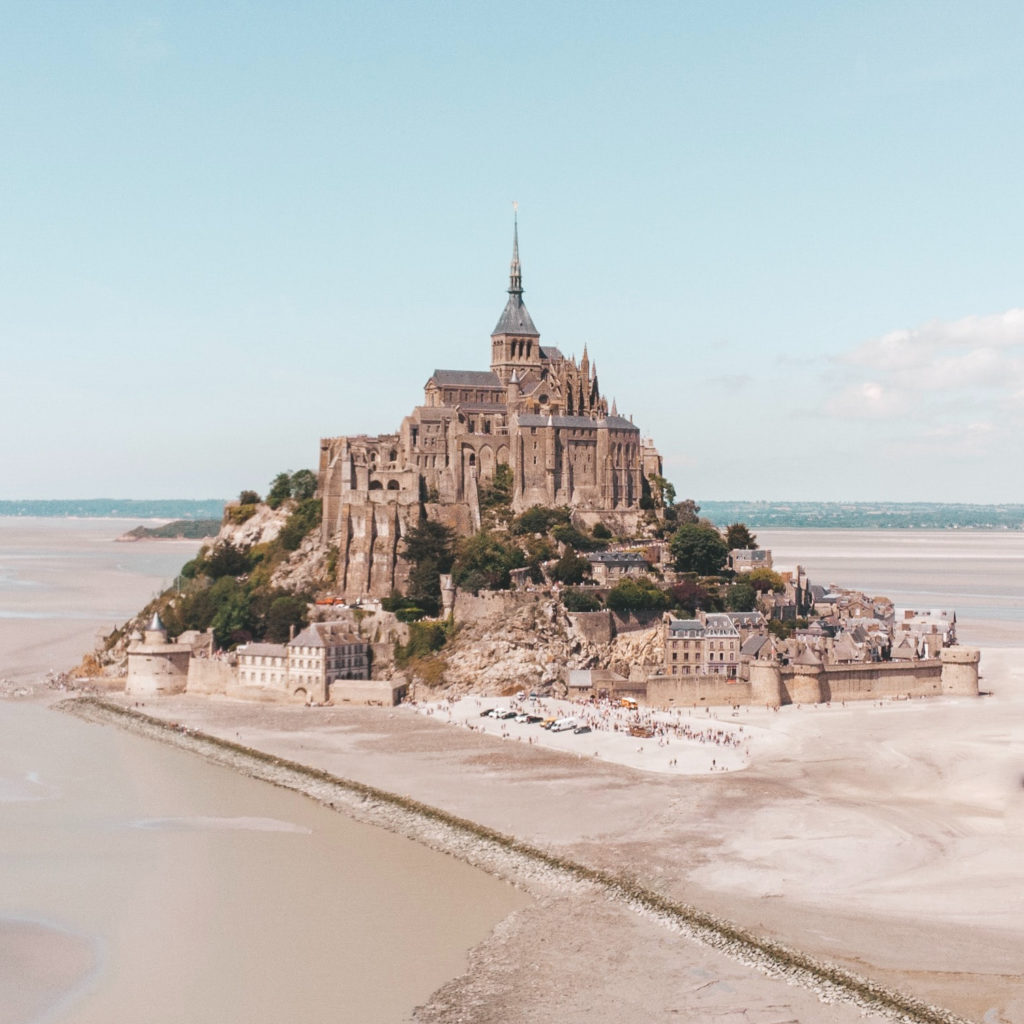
left=492, top=212, right=539, bottom=337
left=148, top=611, right=165, bottom=633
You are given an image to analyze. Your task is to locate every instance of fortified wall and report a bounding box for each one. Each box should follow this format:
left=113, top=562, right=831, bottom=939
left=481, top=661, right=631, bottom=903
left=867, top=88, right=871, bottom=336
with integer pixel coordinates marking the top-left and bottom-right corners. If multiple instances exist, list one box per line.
left=645, top=647, right=980, bottom=709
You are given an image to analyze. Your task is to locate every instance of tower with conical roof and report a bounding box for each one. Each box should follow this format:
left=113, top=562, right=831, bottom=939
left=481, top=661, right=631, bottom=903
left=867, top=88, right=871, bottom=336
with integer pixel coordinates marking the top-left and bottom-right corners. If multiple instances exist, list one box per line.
left=491, top=211, right=542, bottom=385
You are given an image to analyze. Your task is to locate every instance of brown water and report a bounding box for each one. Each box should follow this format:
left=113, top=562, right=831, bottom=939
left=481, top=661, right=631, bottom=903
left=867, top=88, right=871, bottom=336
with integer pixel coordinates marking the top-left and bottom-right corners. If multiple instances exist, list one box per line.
left=0, top=518, right=527, bottom=1023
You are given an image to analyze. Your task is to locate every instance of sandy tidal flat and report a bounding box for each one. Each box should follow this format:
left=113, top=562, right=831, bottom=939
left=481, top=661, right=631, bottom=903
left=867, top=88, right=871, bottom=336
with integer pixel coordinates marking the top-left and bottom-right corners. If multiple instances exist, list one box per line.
left=107, top=646, right=1024, bottom=1023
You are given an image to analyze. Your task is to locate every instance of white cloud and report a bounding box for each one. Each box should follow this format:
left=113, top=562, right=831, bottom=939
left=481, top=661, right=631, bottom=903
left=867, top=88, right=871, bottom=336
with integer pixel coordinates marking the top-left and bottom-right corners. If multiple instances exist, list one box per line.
left=824, top=308, right=1024, bottom=442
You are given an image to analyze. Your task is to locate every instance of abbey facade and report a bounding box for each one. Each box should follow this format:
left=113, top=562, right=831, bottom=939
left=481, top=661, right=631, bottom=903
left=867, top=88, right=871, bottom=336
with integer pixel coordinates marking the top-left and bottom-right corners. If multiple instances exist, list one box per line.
left=318, top=222, right=662, bottom=600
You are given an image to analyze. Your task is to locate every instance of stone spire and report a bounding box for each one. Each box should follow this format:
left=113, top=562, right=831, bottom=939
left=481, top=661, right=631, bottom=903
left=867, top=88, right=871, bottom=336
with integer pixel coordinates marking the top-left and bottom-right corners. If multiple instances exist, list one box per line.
left=492, top=210, right=539, bottom=337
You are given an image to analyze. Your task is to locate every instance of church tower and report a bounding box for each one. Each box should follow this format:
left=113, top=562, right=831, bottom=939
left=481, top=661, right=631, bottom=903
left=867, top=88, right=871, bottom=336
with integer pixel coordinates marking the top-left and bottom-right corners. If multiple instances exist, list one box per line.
left=490, top=211, right=541, bottom=385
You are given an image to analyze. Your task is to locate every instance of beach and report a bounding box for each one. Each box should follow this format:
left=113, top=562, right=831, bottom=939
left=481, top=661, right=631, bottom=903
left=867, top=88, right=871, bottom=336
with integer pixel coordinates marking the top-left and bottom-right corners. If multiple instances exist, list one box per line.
left=90, top=649, right=1024, bottom=1023
left=0, top=520, right=526, bottom=1024
left=3, top=522, right=1023, bottom=1022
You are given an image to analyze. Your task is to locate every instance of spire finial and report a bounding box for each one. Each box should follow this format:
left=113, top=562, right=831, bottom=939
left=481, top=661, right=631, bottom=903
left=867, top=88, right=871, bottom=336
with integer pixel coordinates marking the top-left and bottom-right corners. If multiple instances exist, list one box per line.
left=508, top=203, right=522, bottom=296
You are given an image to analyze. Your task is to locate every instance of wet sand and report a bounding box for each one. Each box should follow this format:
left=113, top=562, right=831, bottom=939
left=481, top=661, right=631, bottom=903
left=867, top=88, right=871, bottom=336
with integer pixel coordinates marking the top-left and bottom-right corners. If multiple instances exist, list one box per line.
left=0, top=699, right=527, bottom=1024
left=99, top=647, right=1024, bottom=1023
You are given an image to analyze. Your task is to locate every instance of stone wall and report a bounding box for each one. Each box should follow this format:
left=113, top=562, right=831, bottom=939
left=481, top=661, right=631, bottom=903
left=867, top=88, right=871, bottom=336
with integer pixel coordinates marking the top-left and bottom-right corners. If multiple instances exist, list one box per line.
left=185, top=658, right=236, bottom=696
left=646, top=673, right=754, bottom=708
left=642, top=648, right=980, bottom=709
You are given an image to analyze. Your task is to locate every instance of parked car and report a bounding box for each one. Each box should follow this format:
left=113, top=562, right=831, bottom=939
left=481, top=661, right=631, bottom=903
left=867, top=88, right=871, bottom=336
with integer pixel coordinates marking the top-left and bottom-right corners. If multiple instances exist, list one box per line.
left=573, top=725, right=592, bottom=734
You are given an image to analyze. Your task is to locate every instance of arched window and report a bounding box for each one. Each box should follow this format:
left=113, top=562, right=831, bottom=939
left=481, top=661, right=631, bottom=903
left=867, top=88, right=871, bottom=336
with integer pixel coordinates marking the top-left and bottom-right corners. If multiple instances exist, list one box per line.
left=368, top=480, right=383, bottom=490
left=386, top=480, right=400, bottom=490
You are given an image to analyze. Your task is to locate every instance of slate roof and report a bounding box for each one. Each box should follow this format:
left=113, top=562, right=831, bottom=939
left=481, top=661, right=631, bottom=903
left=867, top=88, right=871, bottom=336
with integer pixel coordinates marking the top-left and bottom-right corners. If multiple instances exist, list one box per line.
left=493, top=294, right=539, bottom=336
left=741, top=634, right=771, bottom=657
left=586, top=551, right=648, bottom=566
left=430, top=370, right=503, bottom=388
left=668, top=618, right=704, bottom=637
left=604, top=415, right=639, bottom=431
left=289, top=626, right=326, bottom=647
left=240, top=642, right=287, bottom=658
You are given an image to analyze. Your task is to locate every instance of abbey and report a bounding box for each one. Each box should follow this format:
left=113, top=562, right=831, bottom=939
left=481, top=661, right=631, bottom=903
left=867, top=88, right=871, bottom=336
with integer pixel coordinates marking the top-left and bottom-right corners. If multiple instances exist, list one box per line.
left=318, top=220, right=662, bottom=601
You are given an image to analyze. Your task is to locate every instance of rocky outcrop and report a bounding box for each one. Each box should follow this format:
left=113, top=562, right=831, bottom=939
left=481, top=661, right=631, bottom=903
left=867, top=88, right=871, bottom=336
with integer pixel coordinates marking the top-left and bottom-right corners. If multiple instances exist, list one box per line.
left=216, top=504, right=288, bottom=549
left=426, top=594, right=663, bottom=699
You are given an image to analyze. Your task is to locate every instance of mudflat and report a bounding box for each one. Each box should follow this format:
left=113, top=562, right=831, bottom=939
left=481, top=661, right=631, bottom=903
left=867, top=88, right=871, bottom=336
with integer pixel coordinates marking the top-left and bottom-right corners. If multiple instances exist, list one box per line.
left=102, top=646, right=1024, bottom=1024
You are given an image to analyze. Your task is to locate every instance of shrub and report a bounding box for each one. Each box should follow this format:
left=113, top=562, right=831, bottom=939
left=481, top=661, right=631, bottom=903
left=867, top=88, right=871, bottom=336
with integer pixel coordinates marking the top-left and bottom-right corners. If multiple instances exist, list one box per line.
left=606, top=577, right=671, bottom=613
left=562, top=588, right=603, bottom=612
left=226, top=503, right=257, bottom=525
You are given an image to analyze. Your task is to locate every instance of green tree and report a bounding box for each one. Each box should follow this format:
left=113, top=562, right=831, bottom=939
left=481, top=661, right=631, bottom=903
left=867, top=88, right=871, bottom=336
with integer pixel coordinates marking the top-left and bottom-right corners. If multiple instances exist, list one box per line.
left=263, top=594, right=309, bottom=643
left=289, top=469, right=317, bottom=501
left=204, top=541, right=253, bottom=579
left=208, top=576, right=253, bottom=648
left=669, top=522, right=729, bottom=576
left=725, top=580, right=757, bottom=612
left=510, top=504, right=570, bottom=535
left=551, top=545, right=590, bottom=585
left=673, top=499, right=700, bottom=526
left=605, top=577, right=671, bottom=613
left=452, top=530, right=523, bottom=593
left=592, top=522, right=612, bottom=540
left=647, top=473, right=677, bottom=509
left=725, top=522, right=758, bottom=550
left=279, top=498, right=322, bottom=551
left=401, top=520, right=456, bottom=615
left=551, top=523, right=603, bottom=552
left=562, top=588, right=603, bottom=612
left=266, top=472, right=292, bottom=509
left=747, top=568, right=786, bottom=593
left=238, top=489, right=261, bottom=505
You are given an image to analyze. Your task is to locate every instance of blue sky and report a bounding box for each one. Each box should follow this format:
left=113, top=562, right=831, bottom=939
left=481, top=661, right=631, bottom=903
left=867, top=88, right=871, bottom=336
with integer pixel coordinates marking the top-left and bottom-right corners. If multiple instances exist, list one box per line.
left=3, top=1, right=1023, bottom=502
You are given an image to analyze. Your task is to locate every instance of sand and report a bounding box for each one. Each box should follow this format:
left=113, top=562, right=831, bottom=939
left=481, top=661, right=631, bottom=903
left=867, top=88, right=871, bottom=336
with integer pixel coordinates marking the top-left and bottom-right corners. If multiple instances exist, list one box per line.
left=81, top=646, right=1023, bottom=1023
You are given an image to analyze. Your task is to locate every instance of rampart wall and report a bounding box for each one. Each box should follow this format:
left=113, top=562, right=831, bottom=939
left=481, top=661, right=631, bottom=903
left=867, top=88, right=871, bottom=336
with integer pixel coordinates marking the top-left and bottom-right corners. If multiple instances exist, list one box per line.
left=644, top=648, right=980, bottom=709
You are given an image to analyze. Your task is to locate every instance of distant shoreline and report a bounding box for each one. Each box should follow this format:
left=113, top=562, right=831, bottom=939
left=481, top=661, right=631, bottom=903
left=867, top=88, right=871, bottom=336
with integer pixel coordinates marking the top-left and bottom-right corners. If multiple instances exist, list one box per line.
left=2, top=499, right=1021, bottom=531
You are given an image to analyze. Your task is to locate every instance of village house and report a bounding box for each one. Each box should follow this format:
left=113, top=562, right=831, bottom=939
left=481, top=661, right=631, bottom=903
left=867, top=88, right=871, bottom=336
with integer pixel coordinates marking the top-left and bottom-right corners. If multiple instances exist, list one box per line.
left=585, top=550, right=651, bottom=585
left=729, top=548, right=773, bottom=573
left=236, top=622, right=370, bottom=703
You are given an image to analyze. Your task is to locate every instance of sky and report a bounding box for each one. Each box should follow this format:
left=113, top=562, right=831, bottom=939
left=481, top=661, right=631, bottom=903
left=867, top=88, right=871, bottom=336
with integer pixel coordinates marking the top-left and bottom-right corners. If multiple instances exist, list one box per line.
left=3, top=1, right=1023, bottom=503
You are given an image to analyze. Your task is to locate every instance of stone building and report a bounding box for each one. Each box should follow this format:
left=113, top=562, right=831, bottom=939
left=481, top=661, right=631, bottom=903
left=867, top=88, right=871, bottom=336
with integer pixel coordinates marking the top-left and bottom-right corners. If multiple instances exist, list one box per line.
left=318, top=218, right=662, bottom=601
left=663, top=612, right=741, bottom=679
left=125, top=612, right=193, bottom=696
left=235, top=622, right=369, bottom=703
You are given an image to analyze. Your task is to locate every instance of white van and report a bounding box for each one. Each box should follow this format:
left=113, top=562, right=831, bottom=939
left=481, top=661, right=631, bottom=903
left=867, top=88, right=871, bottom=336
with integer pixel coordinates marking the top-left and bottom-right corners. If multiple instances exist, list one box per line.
left=549, top=717, right=578, bottom=732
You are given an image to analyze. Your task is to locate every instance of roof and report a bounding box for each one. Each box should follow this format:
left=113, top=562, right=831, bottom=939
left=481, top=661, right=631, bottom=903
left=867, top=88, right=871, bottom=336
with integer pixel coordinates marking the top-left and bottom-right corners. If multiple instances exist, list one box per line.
left=289, top=625, right=326, bottom=647
left=703, top=613, right=740, bottom=637
left=147, top=611, right=165, bottom=632
left=586, top=551, right=648, bottom=565
left=668, top=618, right=704, bottom=637
left=493, top=294, right=539, bottom=336
left=604, top=414, right=639, bottom=431
left=741, top=634, right=771, bottom=657
left=515, top=412, right=639, bottom=433
left=539, top=345, right=564, bottom=361
left=429, top=370, right=502, bottom=389
left=239, top=642, right=288, bottom=658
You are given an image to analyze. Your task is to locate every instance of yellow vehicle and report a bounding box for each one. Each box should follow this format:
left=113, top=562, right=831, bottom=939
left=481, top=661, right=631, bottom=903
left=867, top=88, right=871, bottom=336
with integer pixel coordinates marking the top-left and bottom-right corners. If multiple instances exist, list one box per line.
left=619, top=697, right=638, bottom=710
left=540, top=717, right=559, bottom=729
